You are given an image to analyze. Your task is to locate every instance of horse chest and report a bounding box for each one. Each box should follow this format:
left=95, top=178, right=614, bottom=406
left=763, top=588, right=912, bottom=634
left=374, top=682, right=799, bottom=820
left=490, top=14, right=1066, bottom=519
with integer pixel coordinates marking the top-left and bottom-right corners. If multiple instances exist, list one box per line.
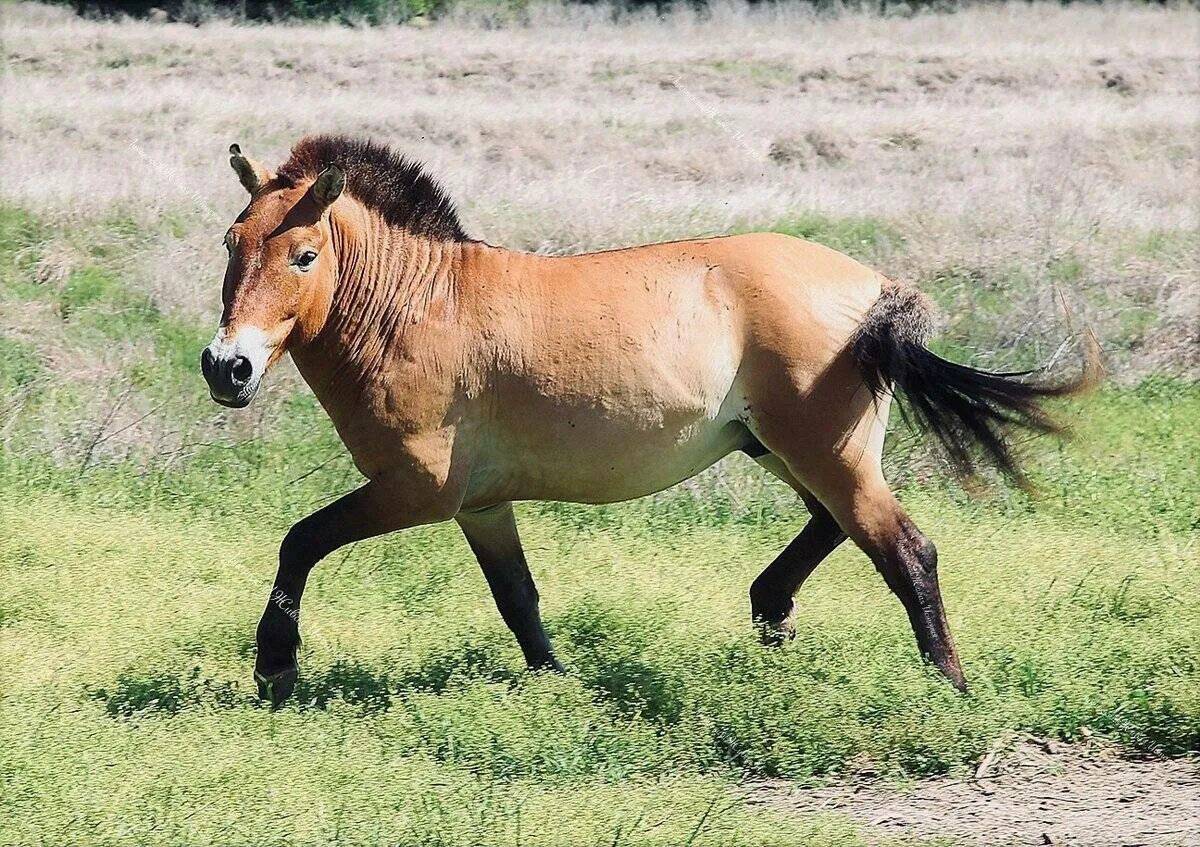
left=304, top=358, right=463, bottom=484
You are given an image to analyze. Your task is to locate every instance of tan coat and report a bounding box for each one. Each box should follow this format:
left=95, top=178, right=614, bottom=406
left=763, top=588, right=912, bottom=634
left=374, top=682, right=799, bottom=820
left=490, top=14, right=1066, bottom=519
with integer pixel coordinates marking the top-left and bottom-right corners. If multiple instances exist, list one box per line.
left=291, top=227, right=883, bottom=516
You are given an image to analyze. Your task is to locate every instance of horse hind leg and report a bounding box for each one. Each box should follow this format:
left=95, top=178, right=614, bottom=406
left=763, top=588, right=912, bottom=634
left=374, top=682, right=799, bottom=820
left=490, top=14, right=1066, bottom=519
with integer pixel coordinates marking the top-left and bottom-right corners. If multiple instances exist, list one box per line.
left=745, top=346, right=967, bottom=689
left=814, top=467, right=967, bottom=691
left=752, top=426, right=967, bottom=689
left=748, top=453, right=847, bottom=644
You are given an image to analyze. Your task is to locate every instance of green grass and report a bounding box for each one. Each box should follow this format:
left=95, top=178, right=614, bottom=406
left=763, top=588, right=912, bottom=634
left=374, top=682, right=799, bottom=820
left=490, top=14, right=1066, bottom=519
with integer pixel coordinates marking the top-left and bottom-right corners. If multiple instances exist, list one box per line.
left=0, top=205, right=220, bottom=464
left=1, top=203, right=1197, bottom=845
left=0, top=335, right=43, bottom=393
left=2, top=383, right=1197, bottom=844
left=0, top=205, right=48, bottom=301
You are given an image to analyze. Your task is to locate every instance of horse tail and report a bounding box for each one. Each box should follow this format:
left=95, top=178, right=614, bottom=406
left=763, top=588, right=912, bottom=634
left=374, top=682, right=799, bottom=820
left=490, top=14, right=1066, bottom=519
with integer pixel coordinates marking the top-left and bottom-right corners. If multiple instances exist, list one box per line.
left=849, top=284, right=1101, bottom=485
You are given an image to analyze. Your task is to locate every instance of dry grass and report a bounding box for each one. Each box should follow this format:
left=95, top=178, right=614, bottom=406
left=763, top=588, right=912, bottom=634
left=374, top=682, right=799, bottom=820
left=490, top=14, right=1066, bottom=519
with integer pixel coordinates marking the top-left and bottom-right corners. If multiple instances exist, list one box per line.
left=0, top=0, right=1197, bottom=401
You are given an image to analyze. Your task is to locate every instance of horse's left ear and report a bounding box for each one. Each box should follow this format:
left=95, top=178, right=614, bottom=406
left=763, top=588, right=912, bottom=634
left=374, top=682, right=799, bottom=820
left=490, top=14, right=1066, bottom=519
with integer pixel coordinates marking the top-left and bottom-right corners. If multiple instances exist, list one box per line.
left=311, top=166, right=344, bottom=210
left=229, top=143, right=272, bottom=195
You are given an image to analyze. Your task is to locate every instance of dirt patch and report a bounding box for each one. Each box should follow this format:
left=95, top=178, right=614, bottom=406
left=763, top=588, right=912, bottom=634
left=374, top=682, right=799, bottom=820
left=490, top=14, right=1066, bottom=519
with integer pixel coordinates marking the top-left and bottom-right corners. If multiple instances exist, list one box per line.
left=746, top=737, right=1200, bottom=846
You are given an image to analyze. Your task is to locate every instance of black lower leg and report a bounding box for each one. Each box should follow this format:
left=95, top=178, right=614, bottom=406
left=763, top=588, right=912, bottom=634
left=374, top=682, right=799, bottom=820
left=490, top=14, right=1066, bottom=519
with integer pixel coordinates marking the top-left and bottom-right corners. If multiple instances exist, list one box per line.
left=253, top=519, right=334, bottom=704
left=750, top=501, right=846, bottom=642
left=873, top=520, right=967, bottom=691
left=254, top=486, right=380, bottom=705
left=478, top=557, right=560, bottom=670
left=458, top=504, right=560, bottom=671
left=255, top=524, right=319, bottom=670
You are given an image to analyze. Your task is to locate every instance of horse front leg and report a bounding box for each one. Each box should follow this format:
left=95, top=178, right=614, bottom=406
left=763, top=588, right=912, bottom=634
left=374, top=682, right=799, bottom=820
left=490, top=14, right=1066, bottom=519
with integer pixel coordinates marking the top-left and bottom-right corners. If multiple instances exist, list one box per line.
left=456, top=502, right=562, bottom=672
left=254, top=479, right=452, bottom=706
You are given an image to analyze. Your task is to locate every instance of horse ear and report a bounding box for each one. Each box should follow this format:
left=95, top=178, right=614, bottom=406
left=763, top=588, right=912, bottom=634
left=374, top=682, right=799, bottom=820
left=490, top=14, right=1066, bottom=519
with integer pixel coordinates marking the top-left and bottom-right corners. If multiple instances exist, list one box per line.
left=229, top=143, right=272, bottom=195
left=311, top=165, right=345, bottom=209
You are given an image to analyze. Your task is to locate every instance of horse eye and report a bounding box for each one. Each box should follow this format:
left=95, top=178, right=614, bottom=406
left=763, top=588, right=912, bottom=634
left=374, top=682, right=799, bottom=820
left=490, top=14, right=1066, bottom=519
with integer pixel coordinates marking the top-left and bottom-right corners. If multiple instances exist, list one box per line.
left=295, top=250, right=318, bottom=269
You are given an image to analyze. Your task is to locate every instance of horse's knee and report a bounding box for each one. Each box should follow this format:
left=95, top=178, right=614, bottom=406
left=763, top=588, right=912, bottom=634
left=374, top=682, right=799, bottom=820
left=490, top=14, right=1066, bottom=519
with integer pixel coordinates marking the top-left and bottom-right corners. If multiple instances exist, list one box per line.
left=279, top=516, right=330, bottom=572
left=279, top=526, right=309, bottom=571
left=914, top=533, right=938, bottom=576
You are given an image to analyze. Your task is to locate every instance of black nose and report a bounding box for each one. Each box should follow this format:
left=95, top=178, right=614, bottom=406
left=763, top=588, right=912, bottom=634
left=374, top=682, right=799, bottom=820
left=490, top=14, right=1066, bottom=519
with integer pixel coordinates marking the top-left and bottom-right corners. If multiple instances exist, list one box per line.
left=200, top=347, right=216, bottom=381
left=229, top=355, right=253, bottom=388
left=201, top=347, right=254, bottom=401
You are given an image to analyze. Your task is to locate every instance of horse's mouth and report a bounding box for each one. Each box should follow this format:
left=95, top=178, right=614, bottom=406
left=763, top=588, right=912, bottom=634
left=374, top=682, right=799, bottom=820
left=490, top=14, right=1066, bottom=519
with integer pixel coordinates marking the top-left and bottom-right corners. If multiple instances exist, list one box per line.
left=209, top=385, right=258, bottom=409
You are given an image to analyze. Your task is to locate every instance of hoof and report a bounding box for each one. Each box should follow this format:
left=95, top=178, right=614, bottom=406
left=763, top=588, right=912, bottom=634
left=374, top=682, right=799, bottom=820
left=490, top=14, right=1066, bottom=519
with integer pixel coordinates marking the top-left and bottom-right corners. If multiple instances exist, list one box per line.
left=752, top=600, right=796, bottom=647
left=526, top=654, right=566, bottom=674
left=755, top=615, right=796, bottom=647
left=255, top=667, right=298, bottom=707
left=941, top=665, right=970, bottom=694
left=750, top=585, right=795, bottom=647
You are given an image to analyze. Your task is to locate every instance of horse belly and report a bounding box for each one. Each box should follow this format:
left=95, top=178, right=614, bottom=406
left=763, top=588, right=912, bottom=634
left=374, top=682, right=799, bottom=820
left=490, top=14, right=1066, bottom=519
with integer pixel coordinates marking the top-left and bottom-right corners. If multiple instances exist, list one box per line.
left=472, top=413, right=746, bottom=506
left=472, top=344, right=747, bottom=505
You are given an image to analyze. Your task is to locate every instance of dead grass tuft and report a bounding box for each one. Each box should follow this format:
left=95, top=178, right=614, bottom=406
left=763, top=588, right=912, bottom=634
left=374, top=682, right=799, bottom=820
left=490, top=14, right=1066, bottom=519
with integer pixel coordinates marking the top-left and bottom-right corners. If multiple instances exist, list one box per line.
left=768, top=129, right=853, bottom=167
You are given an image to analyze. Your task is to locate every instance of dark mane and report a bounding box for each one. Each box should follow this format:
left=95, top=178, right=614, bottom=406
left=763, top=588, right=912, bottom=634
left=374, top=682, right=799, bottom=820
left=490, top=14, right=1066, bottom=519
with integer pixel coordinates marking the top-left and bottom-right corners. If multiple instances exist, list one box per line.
left=277, top=135, right=467, bottom=242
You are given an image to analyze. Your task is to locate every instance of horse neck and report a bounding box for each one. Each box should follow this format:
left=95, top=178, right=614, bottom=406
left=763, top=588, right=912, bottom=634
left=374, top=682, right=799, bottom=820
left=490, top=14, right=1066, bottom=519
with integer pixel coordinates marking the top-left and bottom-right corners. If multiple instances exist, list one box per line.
left=292, top=201, right=463, bottom=402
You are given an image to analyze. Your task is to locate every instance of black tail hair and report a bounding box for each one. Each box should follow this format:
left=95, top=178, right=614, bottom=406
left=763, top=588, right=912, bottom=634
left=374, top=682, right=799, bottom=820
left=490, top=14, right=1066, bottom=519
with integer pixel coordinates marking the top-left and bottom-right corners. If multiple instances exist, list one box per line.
left=850, top=285, right=1101, bottom=484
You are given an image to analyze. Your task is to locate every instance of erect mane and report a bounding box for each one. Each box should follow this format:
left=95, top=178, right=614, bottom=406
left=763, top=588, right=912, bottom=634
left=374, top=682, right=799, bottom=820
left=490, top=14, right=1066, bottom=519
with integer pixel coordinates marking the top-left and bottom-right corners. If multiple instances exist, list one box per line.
left=277, top=134, right=468, bottom=242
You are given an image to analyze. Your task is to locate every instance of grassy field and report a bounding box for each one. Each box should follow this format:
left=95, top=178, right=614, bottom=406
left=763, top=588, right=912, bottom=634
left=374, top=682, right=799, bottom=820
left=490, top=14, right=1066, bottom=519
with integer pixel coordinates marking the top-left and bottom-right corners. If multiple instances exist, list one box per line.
left=2, top=369, right=1198, bottom=845
left=1, top=200, right=1198, bottom=842
left=1, top=1, right=1198, bottom=844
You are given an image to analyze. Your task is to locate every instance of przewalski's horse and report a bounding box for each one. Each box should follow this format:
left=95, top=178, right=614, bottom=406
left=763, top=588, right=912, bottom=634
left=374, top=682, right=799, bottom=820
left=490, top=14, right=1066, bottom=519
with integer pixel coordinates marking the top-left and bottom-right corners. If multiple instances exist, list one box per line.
left=203, top=135, right=1095, bottom=706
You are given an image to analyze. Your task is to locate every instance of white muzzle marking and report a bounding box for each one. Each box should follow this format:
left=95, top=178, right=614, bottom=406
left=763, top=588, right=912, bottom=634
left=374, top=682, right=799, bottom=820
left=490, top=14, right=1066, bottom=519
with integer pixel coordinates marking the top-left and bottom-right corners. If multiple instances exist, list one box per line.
left=207, top=325, right=272, bottom=380
left=203, top=325, right=273, bottom=406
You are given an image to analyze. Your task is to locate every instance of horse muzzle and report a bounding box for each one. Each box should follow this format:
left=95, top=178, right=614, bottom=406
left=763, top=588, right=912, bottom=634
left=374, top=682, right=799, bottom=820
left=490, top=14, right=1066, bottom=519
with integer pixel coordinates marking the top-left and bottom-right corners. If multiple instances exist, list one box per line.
left=201, top=326, right=270, bottom=408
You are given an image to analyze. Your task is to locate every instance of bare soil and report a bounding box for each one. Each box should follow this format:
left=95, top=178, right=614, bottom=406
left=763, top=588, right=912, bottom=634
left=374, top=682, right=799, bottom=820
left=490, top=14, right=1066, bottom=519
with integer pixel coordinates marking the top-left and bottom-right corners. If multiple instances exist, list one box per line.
left=746, top=737, right=1200, bottom=846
